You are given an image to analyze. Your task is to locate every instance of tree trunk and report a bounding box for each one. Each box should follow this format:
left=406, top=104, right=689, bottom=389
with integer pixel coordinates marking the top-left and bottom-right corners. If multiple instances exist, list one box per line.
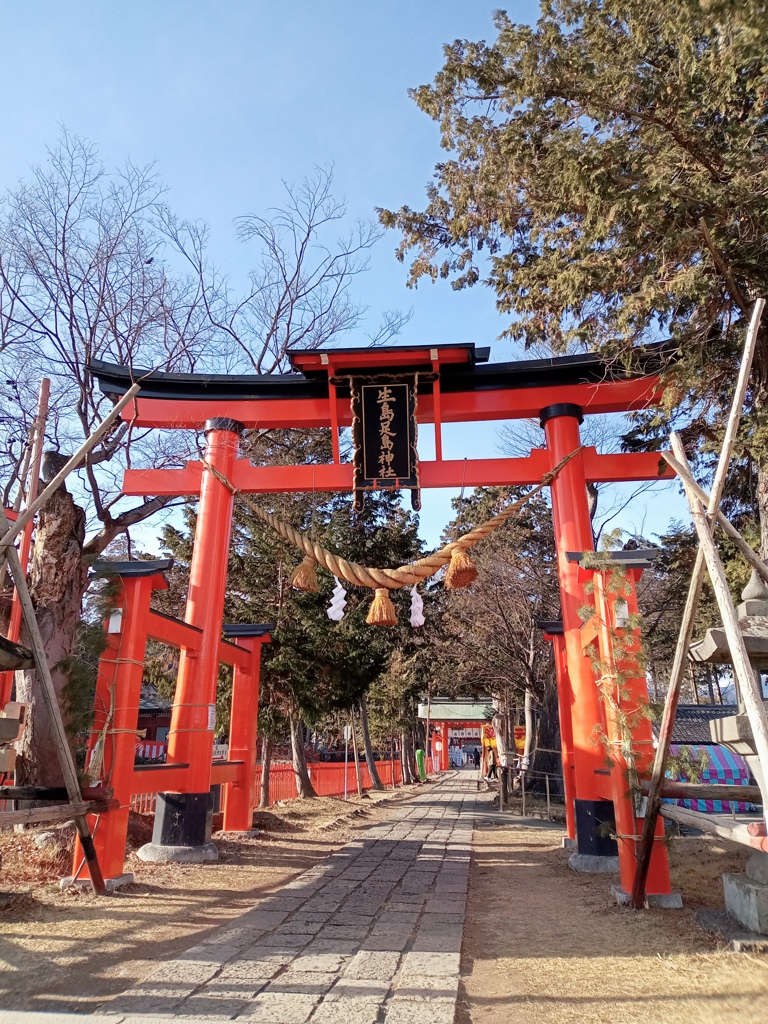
left=358, top=697, right=384, bottom=790
left=531, top=657, right=563, bottom=796
left=522, top=687, right=535, bottom=776
left=289, top=715, right=316, bottom=799
left=400, top=731, right=414, bottom=784
left=405, top=729, right=419, bottom=783
left=15, top=485, right=88, bottom=788
left=259, top=734, right=272, bottom=809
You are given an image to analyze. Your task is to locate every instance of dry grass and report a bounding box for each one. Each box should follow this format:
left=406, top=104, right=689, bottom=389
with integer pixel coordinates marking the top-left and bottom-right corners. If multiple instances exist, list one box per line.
left=459, top=815, right=768, bottom=1024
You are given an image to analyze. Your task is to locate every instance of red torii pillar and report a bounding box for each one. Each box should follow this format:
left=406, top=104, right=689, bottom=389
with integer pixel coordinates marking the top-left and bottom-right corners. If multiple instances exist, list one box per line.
left=149, top=417, right=243, bottom=859
left=541, top=405, right=608, bottom=837
left=590, top=564, right=676, bottom=904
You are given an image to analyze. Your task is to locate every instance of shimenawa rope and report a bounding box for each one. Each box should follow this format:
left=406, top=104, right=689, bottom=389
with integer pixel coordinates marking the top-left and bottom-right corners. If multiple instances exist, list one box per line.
left=200, top=447, right=582, bottom=591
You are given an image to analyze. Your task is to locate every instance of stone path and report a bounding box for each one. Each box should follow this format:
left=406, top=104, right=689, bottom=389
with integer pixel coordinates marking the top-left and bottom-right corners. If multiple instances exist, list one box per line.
left=0, top=774, right=475, bottom=1024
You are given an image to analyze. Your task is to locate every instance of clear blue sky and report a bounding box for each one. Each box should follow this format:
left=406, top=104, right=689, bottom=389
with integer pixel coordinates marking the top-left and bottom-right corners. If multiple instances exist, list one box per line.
left=0, top=0, right=688, bottom=548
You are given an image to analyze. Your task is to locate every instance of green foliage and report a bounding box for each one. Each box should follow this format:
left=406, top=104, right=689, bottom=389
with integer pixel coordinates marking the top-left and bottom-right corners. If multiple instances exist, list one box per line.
left=381, top=0, right=768, bottom=541
left=158, top=429, right=429, bottom=738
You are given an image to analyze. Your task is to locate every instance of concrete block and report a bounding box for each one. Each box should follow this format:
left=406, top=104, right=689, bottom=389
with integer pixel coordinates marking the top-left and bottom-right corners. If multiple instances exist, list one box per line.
left=567, top=852, right=620, bottom=873
left=746, top=851, right=768, bottom=886
left=311, top=1004, right=381, bottom=1024
left=696, top=908, right=768, bottom=952
left=611, top=885, right=683, bottom=909
left=264, top=971, right=337, bottom=996
left=136, top=841, right=218, bottom=863
left=723, top=872, right=768, bottom=935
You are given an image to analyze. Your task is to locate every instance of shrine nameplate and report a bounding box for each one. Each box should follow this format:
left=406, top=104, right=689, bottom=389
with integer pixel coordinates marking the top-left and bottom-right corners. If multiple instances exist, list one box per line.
left=350, top=375, right=420, bottom=510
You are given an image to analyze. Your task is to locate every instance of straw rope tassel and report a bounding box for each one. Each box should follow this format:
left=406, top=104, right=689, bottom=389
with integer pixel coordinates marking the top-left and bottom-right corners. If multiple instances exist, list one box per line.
left=291, top=554, right=319, bottom=592
left=367, top=588, right=398, bottom=626
left=200, top=447, right=581, bottom=592
left=444, top=547, right=478, bottom=589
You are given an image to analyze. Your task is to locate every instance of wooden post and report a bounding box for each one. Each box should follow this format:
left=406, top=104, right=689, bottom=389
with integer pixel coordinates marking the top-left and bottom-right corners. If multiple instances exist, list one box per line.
left=630, top=297, right=766, bottom=908
left=662, top=451, right=768, bottom=587
left=351, top=708, right=363, bottom=797
left=0, top=383, right=139, bottom=554
left=546, top=774, right=551, bottom=821
left=0, top=503, right=106, bottom=895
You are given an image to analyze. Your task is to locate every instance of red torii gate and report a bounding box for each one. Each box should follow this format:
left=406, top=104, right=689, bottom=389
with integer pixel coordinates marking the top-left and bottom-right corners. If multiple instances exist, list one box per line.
left=90, top=341, right=675, bottom=900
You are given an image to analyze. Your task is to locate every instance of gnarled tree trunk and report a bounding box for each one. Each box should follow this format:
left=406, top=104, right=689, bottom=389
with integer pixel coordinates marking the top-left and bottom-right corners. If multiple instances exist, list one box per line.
left=290, top=715, right=316, bottom=799
left=15, top=485, right=88, bottom=788
left=358, top=696, right=384, bottom=791
left=400, top=730, right=414, bottom=784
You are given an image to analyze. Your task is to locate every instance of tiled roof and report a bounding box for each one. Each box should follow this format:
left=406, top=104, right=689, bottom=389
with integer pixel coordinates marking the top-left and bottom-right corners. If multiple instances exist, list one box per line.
left=139, top=684, right=172, bottom=716
left=652, top=704, right=737, bottom=745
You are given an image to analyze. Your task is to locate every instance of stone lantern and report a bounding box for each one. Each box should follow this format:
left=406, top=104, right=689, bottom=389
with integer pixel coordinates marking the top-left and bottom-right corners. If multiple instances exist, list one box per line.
left=689, top=568, right=768, bottom=938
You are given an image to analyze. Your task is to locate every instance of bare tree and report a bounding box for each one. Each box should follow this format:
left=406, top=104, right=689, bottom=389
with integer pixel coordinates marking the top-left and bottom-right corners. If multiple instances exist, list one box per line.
left=162, top=165, right=410, bottom=374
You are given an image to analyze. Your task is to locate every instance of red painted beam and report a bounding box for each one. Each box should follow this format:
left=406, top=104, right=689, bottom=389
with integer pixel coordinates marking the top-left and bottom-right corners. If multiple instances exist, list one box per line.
left=122, top=449, right=673, bottom=497
left=218, top=637, right=252, bottom=670
left=121, top=378, right=662, bottom=430
left=147, top=611, right=202, bottom=650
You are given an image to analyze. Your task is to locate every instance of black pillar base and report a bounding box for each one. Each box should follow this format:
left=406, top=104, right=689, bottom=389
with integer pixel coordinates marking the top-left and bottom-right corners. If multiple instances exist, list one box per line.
left=574, top=798, right=618, bottom=857
left=151, top=791, right=213, bottom=848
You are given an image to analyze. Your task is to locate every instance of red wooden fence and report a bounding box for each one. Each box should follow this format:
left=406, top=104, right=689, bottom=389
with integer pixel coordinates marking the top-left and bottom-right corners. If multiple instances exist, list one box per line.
left=130, top=759, right=403, bottom=815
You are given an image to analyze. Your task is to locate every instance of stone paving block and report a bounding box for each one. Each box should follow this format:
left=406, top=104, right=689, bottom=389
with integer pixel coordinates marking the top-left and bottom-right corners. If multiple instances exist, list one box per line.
left=144, top=959, right=220, bottom=985
left=303, top=937, right=360, bottom=956
left=359, top=934, right=410, bottom=952
left=375, top=911, right=419, bottom=926
left=325, top=978, right=391, bottom=1002
left=104, top=988, right=195, bottom=1016
left=410, top=932, right=462, bottom=953
left=343, top=949, right=401, bottom=980
left=257, top=931, right=316, bottom=949
left=290, top=911, right=334, bottom=924
left=288, top=952, right=351, bottom=973
left=401, top=951, right=461, bottom=977
left=176, top=993, right=252, bottom=1018
left=280, top=918, right=324, bottom=934
left=316, top=924, right=369, bottom=940
left=238, top=991, right=319, bottom=1022
left=223, top=951, right=294, bottom=976
left=419, top=912, right=464, bottom=926
left=424, top=897, right=466, bottom=914
left=394, top=973, right=459, bottom=1001
left=263, top=971, right=337, bottom=996
left=175, top=943, right=242, bottom=964
left=384, top=998, right=457, bottom=1024
left=259, top=896, right=308, bottom=912
left=310, top=1003, right=381, bottom=1024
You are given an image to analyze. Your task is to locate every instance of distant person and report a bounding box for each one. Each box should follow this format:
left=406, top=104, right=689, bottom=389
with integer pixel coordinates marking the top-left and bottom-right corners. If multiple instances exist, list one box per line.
left=473, top=747, right=481, bottom=768
left=486, top=747, right=498, bottom=780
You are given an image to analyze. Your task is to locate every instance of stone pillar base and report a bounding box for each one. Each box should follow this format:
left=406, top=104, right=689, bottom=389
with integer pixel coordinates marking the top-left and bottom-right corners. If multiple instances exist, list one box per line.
left=611, top=884, right=682, bottom=909
left=137, top=842, right=218, bottom=864
left=568, top=852, right=619, bottom=873
left=60, top=872, right=135, bottom=892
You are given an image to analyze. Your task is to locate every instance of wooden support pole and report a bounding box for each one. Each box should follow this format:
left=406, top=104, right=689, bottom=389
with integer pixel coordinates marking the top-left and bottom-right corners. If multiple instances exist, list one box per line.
left=0, top=799, right=115, bottom=828
left=0, top=502, right=107, bottom=895
left=659, top=803, right=768, bottom=852
left=662, top=452, right=768, bottom=586
left=630, top=297, right=765, bottom=909
left=351, top=707, right=363, bottom=798
left=640, top=779, right=763, bottom=804
left=673, top=436, right=768, bottom=815
left=0, top=384, right=139, bottom=554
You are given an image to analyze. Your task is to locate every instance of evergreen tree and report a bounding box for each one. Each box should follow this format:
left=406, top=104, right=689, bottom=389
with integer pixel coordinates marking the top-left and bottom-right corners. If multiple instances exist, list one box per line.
left=380, top=0, right=768, bottom=548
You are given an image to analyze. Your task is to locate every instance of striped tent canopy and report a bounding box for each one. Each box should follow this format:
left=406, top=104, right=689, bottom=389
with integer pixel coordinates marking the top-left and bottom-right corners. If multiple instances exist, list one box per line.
left=667, top=744, right=757, bottom=814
